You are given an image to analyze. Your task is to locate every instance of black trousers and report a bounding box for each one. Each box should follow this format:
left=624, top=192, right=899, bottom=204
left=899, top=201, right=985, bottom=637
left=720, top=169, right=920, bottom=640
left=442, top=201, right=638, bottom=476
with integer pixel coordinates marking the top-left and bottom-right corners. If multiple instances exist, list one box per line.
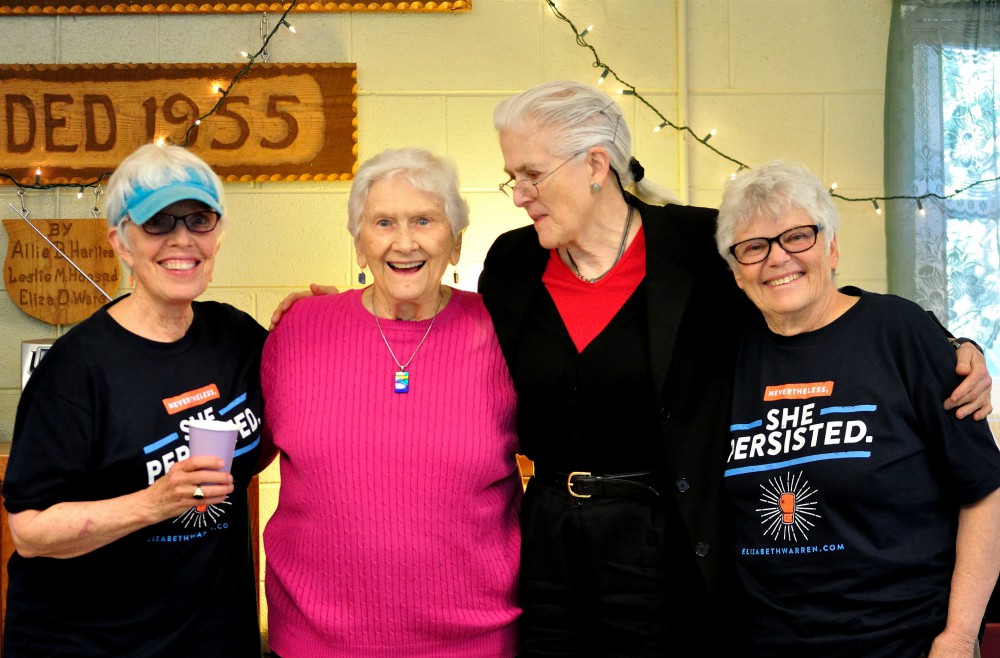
left=518, top=482, right=713, bottom=657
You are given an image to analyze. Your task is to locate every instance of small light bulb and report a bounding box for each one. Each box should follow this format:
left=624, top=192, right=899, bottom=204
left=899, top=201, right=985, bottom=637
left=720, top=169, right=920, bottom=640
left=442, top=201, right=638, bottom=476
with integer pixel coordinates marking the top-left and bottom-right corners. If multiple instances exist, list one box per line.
left=653, top=121, right=668, bottom=133
left=703, top=129, right=717, bottom=142
left=872, top=200, right=881, bottom=215
left=580, top=25, right=593, bottom=37
left=597, top=68, right=610, bottom=85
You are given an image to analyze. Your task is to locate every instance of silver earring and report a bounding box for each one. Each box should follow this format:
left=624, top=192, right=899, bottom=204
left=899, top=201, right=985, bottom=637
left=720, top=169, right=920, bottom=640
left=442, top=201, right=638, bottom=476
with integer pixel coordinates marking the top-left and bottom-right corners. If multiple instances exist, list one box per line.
left=590, top=182, right=601, bottom=194
left=358, top=272, right=366, bottom=284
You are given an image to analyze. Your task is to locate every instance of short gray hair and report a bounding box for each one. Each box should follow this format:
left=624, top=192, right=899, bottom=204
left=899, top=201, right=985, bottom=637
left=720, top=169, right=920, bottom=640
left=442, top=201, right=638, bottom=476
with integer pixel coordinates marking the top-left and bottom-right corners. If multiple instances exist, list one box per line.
left=347, top=148, right=469, bottom=240
left=716, top=161, right=839, bottom=265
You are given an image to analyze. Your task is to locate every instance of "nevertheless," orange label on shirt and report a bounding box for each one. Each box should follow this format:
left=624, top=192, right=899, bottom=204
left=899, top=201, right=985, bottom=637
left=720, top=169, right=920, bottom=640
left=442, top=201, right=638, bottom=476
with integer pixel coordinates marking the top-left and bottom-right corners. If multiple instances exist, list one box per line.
left=763, top=381, right=834, bottom=401
left=162, top=384, right=220, bottom=414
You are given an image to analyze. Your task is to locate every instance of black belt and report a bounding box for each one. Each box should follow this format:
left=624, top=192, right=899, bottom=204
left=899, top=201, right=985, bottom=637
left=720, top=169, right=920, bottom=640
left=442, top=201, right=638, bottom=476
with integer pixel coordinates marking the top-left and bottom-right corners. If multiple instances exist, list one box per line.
left=537, top=471, right=662, bottom=498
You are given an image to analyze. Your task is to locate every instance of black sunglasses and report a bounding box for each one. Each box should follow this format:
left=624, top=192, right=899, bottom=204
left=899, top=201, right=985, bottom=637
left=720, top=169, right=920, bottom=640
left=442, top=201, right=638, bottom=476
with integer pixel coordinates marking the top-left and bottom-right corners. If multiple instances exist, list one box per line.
left=141, top=210, right=220, bottom=235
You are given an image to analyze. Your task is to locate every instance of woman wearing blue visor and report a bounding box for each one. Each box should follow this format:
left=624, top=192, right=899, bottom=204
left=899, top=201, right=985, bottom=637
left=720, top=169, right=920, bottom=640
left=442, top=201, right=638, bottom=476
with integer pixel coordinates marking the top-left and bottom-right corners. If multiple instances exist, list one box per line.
left=3, top=143, right=267, bottom=657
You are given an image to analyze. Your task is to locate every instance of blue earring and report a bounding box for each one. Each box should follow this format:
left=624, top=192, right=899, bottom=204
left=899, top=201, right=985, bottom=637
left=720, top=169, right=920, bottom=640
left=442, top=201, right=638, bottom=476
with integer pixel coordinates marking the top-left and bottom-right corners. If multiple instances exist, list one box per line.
left=358, top=272, right=366, bottom=284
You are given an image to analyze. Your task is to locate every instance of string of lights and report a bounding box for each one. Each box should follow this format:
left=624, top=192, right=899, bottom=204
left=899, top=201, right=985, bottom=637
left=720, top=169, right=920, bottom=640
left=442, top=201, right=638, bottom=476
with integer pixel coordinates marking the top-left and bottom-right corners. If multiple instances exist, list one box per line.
left=827, top=174, right=1000, bottom=215
left=542, top=0, right=748, bottom=172
left=542, top=0, right=998, bottom=213
left=1, top=3, right=297, bottom=209
left=0, top=0, right=993, bottom=216
left=184, top=6, right=297, bottom=146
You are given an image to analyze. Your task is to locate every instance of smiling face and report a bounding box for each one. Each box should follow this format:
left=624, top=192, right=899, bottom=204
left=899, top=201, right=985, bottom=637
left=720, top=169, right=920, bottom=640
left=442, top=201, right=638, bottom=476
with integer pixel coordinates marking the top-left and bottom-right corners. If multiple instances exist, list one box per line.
left=730, top=206, right=841, bottom=334
left=498, top=124, right=593, bottom=250
left=108, top=198, right=220, bottom=312
left=355, top=176, right=461, bottom=316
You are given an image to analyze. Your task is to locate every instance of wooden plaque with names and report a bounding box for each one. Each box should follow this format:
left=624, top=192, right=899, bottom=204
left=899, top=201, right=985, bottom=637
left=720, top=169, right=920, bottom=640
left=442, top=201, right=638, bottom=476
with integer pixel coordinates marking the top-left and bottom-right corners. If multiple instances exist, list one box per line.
left=0, top=62, right=357, bottom=184
left=3, top=218, right=120, bottom=325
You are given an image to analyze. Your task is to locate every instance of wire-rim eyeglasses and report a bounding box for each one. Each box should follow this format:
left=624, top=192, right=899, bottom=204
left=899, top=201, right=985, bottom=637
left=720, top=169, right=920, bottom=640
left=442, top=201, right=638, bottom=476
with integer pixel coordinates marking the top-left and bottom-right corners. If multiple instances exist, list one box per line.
left=498, top=150, right=587, bottom=200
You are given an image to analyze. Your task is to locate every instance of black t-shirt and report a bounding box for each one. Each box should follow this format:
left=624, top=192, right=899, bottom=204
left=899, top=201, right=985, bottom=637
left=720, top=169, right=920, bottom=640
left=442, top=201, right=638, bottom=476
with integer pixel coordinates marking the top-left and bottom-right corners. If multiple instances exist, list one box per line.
left=726, top=288, right=1000, bottom=657
left=3, top=298, right=266, bottom=658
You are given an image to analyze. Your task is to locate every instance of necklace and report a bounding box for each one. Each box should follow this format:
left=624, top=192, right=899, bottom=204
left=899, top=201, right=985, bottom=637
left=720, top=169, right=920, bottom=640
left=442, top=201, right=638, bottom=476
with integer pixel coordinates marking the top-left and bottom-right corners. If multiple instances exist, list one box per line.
left=371, top=289, right=444, bottom=394
left=564, top=204, right=635, bottom=284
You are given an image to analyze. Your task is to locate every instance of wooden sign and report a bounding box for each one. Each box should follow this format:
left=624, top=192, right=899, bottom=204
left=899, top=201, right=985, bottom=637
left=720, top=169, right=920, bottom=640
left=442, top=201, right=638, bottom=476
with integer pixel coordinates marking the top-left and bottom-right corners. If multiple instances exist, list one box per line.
left=3, top=218, right=120, bottom=325
left=0, top=1, right=470, bottom=14
left=0, top=62, right=357, bottom=184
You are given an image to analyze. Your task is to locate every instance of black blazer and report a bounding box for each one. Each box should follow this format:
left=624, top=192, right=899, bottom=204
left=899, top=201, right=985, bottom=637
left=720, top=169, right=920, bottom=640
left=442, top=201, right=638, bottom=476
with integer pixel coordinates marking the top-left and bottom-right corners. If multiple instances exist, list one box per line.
left=479, top=195, right=754, bottom=607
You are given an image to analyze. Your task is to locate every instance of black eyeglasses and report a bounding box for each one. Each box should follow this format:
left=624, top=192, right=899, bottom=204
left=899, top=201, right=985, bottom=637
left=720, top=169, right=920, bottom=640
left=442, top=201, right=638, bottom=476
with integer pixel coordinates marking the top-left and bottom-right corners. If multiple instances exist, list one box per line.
left=728, top=224, right=823, bottom=265
left=140, top=210, right=220, bottom=235
left=499, top=150, right=586, bottom=200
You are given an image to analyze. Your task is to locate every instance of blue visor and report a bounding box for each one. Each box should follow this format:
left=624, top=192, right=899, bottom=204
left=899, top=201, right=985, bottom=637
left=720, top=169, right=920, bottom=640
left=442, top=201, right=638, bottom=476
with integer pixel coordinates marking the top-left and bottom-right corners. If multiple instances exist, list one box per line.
left=122, top=168, right=223, bottom=226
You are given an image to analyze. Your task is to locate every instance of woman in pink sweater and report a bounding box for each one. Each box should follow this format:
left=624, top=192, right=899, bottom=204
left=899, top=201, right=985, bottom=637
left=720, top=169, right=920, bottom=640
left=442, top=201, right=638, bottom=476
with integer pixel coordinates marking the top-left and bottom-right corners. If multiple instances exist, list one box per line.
left=261, top=148, right=520, bottom=657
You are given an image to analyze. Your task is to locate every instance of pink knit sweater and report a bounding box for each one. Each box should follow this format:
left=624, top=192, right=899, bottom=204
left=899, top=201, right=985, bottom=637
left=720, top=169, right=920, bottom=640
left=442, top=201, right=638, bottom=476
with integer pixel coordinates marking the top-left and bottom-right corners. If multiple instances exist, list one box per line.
left=261, top=288, right=520, bottom=658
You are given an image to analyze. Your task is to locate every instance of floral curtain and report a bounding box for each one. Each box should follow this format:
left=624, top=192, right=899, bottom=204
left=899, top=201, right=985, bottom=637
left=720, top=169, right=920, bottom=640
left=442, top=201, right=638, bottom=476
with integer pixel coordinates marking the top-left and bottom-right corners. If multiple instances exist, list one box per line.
left=885, top=0, right=1000, bottom=369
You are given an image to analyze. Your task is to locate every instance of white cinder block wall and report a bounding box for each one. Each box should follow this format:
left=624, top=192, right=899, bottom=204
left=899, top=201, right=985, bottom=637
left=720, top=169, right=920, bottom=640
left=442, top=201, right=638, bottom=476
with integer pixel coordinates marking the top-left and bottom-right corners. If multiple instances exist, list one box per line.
left=0, top=0, right=893, bottom=643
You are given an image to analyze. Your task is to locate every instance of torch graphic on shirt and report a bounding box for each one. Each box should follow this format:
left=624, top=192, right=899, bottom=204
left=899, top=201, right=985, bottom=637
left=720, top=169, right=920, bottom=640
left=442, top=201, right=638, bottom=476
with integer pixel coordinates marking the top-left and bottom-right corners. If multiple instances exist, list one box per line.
left=757, top=471, right=821, bottom=542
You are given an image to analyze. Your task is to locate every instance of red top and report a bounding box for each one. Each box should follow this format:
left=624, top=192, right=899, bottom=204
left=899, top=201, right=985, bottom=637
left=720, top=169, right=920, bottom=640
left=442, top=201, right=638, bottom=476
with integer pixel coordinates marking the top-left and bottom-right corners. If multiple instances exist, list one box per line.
left=543, top=225, right=647, bottom=352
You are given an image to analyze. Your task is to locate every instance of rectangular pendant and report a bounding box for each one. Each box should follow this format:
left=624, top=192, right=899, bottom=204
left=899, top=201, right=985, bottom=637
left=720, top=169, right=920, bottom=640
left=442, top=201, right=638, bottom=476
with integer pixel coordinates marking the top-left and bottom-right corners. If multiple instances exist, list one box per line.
left=394, top=370, right=410, bottom=394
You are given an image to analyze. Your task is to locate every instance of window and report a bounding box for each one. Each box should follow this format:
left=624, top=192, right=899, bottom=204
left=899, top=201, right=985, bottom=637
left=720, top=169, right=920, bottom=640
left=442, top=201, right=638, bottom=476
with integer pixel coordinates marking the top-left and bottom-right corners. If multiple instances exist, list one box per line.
left=885, top=1, right=1000, bottom=402
left=941, top=47, right=1000, bottom=372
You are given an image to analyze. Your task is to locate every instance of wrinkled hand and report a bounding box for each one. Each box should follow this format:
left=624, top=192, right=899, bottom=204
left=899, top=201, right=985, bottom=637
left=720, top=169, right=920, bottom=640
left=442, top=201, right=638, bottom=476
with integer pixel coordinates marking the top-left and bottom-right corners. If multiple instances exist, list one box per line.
left=268, top=283, right=340, bottom=331
left=945, top=342, right=993, bottom=420
left=927, top=627, right=978, bottom=658
left=146, top=455, right=233, bottom=521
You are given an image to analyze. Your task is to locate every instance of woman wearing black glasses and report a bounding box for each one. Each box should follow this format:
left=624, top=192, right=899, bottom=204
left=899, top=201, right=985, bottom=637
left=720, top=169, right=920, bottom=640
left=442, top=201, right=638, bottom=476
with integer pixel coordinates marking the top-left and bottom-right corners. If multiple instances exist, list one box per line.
left=479, top=81, right=994, bottom=657
left=716, top=160, right=1000, bottom=658
left=3, top=143, right=266, bottom=657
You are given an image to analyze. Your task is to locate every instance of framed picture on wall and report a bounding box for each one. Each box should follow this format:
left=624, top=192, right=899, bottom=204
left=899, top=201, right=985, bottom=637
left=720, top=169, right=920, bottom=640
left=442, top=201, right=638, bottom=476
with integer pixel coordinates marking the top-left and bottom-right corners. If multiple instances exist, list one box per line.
left=0, top=0, right=470, bottom=15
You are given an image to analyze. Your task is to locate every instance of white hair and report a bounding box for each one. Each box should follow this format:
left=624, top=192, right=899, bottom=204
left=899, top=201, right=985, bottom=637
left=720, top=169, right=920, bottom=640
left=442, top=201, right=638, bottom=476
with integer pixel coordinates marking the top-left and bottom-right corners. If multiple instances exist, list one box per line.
left=347, top=148, right=469, bottom=239
left=494, top=80, right=680, bottom=205
left=716, top=161, right=839, bottom=264
left=105, top=143, right=226, bottom=249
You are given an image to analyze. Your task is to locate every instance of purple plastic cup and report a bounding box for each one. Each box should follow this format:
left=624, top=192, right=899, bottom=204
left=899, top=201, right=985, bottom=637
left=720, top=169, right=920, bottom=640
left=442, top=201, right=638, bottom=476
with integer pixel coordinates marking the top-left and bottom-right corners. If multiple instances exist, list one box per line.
left=188, top=419, right=239, bottom=473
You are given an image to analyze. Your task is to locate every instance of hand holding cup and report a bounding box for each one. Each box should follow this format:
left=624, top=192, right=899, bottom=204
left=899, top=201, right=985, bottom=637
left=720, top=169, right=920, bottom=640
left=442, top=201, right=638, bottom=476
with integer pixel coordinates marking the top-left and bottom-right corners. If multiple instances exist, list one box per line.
left=188, top=419, right=239, bottom=510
